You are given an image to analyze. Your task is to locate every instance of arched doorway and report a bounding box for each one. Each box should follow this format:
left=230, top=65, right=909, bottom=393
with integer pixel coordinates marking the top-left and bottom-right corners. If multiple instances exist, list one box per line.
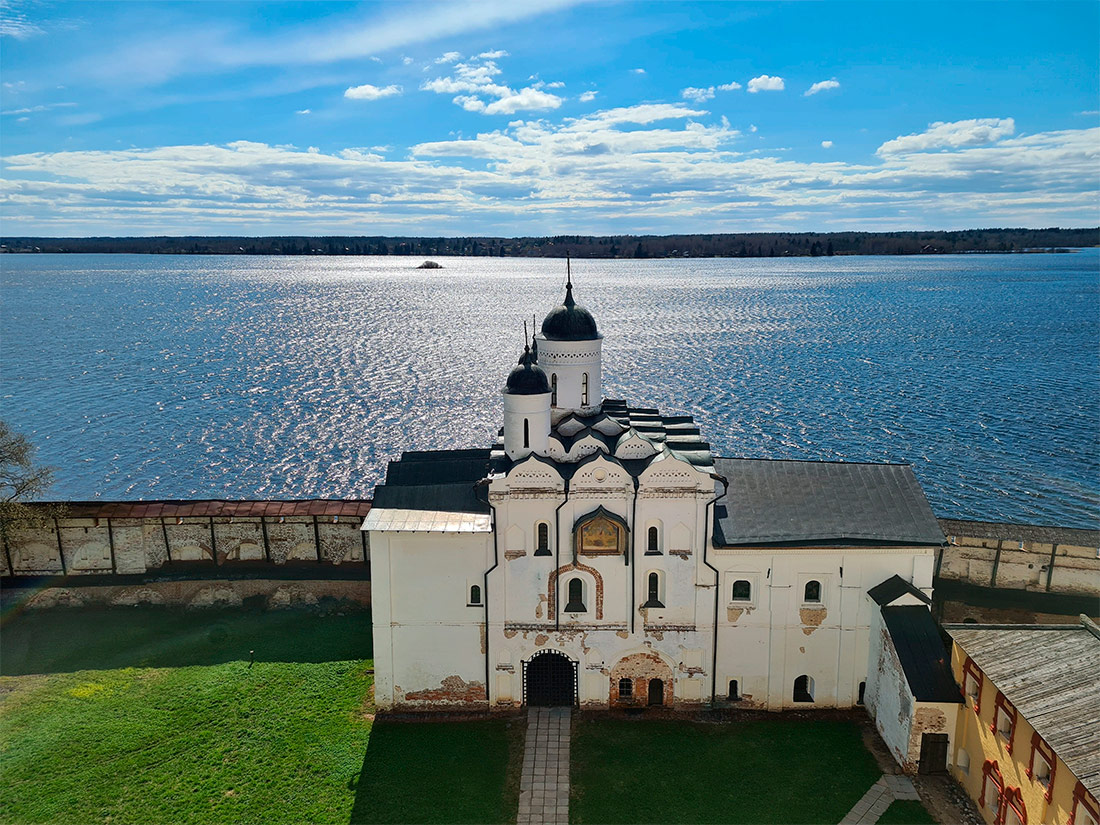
left=648, top=679, right=665, bottom=706
left=525, top=651, right=576, bottom=706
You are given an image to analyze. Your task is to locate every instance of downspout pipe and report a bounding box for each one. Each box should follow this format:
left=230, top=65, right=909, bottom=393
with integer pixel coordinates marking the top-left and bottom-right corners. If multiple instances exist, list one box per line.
left=476, top=479, right=498, bottom=709
left=629, top=475, right=639, bottom=634
left=701, top=472, right=729, bottom=707
left=554, top=479, right=569, bottom=632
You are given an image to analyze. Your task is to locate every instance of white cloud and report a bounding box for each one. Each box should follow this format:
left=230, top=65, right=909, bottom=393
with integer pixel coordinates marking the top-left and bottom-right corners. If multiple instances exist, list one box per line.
left=681, top=86, right=715, bottom=103
left=749, top=124, right=757, bottom=133
left=579, top=90, right=597, bottom=103
left=421, top=53, right=562, bottom=115
left=631, top=68, right=645, bottom=74
left=718, top=81, right=742, bottom=92
left=434, top=51, right=461, bottom=64
left=1, top=102, right=77, bottom=116
left=877, top=118, right=1015, bottom=155
left=747, top=75, right=784, bottom=93
left=0, top=4, right=43, bottom=39
left=805, top=79, right=840, bottom=96
left=821, top=140, right=833, bottom=148
left=478, top=49, right=508, bottom=59
left=344, top=83, right=403, bottom=101
left=296, top=108, right=312, bottom=114
left=402, top=56, right=414, bottom=65
left=3, top=114, right=1095, bottom=235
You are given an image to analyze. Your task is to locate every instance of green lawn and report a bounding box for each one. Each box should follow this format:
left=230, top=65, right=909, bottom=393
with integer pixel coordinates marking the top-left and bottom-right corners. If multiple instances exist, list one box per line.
left=878, top=799, right=938, bottom=825
left=0, top=605, right=520, bottom=825
left=570, top=717, right=883, bottom=824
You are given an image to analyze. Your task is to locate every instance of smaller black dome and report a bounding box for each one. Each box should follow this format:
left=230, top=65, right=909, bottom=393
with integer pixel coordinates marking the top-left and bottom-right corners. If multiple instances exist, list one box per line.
left=541, top=282, right=600, bottom=341
left=504, top=346, right=551, bottom=395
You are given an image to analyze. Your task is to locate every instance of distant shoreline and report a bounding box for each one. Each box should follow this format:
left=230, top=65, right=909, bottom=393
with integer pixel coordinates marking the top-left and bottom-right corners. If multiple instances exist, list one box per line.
left=1, top=228, right=1096, bottom=258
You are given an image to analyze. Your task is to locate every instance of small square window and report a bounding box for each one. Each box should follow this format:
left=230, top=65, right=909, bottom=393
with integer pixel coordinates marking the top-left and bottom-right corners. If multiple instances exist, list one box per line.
left=618, top=678, right=633, bottom=699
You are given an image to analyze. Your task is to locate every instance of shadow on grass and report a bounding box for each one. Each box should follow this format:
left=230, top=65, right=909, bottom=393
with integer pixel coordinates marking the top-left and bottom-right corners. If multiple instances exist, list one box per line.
left=349, top=716, right=523, bottom=825
left=0, top=604, right=373, bottom=675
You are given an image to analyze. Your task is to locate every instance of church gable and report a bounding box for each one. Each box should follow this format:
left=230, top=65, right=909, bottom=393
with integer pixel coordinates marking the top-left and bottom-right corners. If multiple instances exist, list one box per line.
left=639, top=451, right=707, bottom=491
left=614, top=431, right=658, bottom=460
left=570, top=453, right=631, bottom=491
left=505, top=454, right=564, bottom=491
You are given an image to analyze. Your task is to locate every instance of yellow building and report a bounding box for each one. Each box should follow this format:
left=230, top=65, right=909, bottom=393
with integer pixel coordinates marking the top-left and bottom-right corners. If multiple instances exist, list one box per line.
left=946, top=616, right=1099, bottom=825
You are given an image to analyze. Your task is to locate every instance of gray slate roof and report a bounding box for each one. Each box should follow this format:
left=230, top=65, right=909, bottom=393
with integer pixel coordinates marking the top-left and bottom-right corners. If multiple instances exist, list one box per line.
left=712, top=458, right=944, bottom=547
left=947, top=622, right=1100, bottom=798
left=869, top=574, right=932, bottom=606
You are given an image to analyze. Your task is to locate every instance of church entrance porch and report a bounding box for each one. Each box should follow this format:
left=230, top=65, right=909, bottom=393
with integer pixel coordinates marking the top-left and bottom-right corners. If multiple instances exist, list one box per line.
left=524, top=651, right=576, bottom=706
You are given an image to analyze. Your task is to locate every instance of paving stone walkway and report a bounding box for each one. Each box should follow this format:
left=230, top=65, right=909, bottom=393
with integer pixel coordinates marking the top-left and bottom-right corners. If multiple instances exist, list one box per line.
left=839, top=774, right=921, bottom=825
left=517, top=707, right=570, bottom=825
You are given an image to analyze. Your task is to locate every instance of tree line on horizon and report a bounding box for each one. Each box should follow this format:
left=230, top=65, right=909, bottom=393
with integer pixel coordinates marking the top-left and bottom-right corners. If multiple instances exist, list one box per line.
left=1, top=228, right=1096, bottom=257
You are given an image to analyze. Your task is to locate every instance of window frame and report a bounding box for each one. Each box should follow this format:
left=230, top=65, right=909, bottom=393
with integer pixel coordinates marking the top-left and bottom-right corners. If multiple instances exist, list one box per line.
left=981, top=760, right=1004, bottom=820
left=963, top=656, right=984, bottom=714
left=1069, top=781, right=1100, bottom=825
left=793, top=674, right=815, bottom=703
left=467, top=583, right=483, bottom=607
left=731, top=579, right=752, bottom=602
left=642, top=570, right=665, bottom=608
left=535, top=521, right=551, bottom=556
left=564, top=577, right=587, bottom=613
left=550, top=373, right=557, bottom=406
left=992, top=691, right=1017, bottom=753
left=581, top=372, right=589, bottom=406
left=803, top=579, right=822, bottom=604
left=1027, top=732, right=1055, bottom=802
left=727, top=679, right=741, bottom=701
left=617, top=677, right=633, bottom=700
left=646, top=525, right=661, bottom=555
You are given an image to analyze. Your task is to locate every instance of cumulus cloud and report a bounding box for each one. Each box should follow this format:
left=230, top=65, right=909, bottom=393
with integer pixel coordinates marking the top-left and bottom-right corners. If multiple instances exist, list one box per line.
left=681, top=86, right=715, bottom=103
left=877, top=118, right=1015, bottom=155
left=579, top=90, right=597, bottom=102
left=747, top=75, right=784, bottom=93
left=805, top=79, right=840, bottom=96
left=435, top=51, right=461, bottom=64
left=344, top=83, right=402, bottom=101
left=478, top=49, right=508, bottom=59
left=296, top=108, right=311, bottom=114
left=718, top=81, right=742, bottom=91
left=821, top=140, right=833, bottom=148
left=2, top=113, right=1095, bottom=234
left=631, top=68, right=645, bottom=74
left=421, top=53, right=562, bottom=115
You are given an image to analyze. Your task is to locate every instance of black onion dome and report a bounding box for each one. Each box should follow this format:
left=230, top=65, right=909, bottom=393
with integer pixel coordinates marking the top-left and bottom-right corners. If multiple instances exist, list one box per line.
left=504, top=346, right=551, bottom=395
left=540, top=282, right=600, bottom=341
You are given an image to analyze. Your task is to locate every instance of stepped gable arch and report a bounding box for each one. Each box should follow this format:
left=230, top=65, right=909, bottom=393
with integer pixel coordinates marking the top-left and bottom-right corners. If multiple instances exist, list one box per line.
left=639, top=450, right=711, bottom=491
left=505, top=452, right=564, bottom=490
left=569, top=452, right=632, bottom=491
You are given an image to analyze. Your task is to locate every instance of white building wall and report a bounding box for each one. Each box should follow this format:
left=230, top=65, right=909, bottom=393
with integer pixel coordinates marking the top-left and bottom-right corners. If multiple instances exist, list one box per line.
left=536, top=336, right=602, bottom=416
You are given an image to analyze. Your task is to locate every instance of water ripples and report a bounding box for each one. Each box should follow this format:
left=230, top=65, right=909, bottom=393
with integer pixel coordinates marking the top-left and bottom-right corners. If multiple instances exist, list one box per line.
left=1, top=252, right=1097, bottom=529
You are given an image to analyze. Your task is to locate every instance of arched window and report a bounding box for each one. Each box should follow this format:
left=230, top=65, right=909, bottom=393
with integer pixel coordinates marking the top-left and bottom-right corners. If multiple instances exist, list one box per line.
left=581, top=372, right=589, bottom=405
left=857, top=681, right=866, bottom=705
left=804, top=580, right=822, bottom=603
left=550, top=373, right=558, bottom=406
left=535, top=522, right=550, bottom=556
left=732, top=580, right=751, bottom=601
left=794, top=674, right=815, bottom=703
left=643, top=571, right=664, bottom=608
left=728, top=680, right=741, bottom=701
left=647, top=526, right=660, bottom=554
left=618, top=678, right=633, bottom=700
left=523, top=418, right=530, bottom=449
left=468, top=584, right=482, bottom=606
left=565, top=578, right=586, bottom=612
left=648, top=678, right=664, bottom=706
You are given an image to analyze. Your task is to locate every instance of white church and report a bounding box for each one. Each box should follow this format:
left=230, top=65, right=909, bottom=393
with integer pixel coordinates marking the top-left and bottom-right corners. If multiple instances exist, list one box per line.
left=364, top=274, right=947, bottom=711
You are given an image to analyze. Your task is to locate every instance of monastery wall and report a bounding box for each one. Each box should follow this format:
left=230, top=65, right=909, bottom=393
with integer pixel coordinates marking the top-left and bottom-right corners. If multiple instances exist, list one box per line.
left=936, top=519, right=1099, bottom=597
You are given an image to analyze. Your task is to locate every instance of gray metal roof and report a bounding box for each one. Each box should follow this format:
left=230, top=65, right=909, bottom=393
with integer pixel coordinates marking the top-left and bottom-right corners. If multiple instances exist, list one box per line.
left=948, top=623, right=1100, bottom=798
left=869, top=574, right=932, bottom=606
left=882, top=606, right=961, bottom=703
left=371, top=449, right=491, bottom=515
left=712, top=458, right=945, bottom=547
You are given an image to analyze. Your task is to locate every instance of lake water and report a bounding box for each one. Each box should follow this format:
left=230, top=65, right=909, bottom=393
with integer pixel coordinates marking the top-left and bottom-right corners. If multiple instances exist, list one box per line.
left=1, top=252, right=1097, bottom=529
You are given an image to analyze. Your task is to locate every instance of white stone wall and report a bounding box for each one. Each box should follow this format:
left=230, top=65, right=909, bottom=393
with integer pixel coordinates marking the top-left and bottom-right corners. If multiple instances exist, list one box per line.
left=536, top=335, right=602, bottom=416
left=713, top=548, right=936, bottom=710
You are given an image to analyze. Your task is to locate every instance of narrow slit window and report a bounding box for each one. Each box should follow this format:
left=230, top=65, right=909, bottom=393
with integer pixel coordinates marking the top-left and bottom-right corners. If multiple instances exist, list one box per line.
left=581, top=372, right=589, bottom=405
left=468, top=584, right=482, bottom=606
left=732, top=579, right=751, bottom=601
left=857, top=681, right=866, bottom=705
left=728, top=680, right=741, bottom=701
left=550, top=373, right=558, bottom=406
left=535, top=522, right=550, bottom=555
left=647, top=526, right=660, bottom=554
left=523, top=418, right=530, bottom=449
left=643, top=571, right=664, bottom=608
left=565, top=578, right=586, bottom=612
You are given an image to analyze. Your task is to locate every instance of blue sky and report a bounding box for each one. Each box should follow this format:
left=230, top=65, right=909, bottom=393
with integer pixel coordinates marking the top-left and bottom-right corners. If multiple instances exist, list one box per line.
left=1, top=0, right=1097, bottom=236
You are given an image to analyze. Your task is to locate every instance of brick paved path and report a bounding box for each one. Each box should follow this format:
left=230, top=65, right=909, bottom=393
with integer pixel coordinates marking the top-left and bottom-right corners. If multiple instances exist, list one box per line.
left=517, top=707, right=570, bottom=825
left=839, top=774, right=922, bottom=825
